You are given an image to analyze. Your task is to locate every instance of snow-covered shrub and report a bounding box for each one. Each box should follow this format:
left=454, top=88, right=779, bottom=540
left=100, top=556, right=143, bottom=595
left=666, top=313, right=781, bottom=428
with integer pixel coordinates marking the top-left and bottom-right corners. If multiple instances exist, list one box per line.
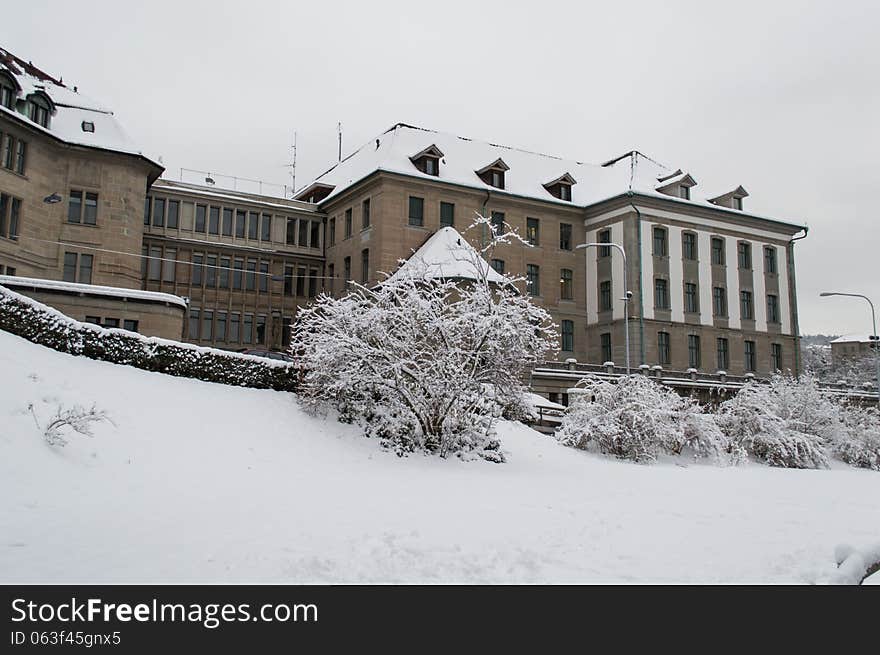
left=833, top=405, right=880, bottom=471
left=29, top=402, right=113, bottom=447
left=556, top=375, right=728, bottom=464
left=291, top=217, right=557, bottom=462
left=0, top=285, right=298, bottom=391
left=716, top=375, right=836, bottom=469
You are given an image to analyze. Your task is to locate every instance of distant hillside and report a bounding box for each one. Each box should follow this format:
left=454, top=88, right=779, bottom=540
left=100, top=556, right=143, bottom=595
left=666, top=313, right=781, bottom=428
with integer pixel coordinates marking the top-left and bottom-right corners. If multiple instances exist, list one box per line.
left=801, top=334, right=840, bottom=347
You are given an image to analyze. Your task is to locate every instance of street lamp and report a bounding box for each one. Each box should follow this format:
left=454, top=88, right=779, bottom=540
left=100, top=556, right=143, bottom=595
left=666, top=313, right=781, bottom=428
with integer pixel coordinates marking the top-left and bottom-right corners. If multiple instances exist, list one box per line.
left=820, top=291, right=880, bottom=407
left=577, top=241, right=632, bottom=374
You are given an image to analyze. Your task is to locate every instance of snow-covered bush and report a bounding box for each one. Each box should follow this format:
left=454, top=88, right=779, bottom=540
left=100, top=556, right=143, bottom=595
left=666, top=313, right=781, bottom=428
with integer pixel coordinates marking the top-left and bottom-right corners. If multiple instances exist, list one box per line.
left=291, top=217, right=557, bottom=462
left=833, top=405, right=880, bottom=471
left=556, top=375, right=728, bottom=464
left=29, top=402, right=114, bottom=447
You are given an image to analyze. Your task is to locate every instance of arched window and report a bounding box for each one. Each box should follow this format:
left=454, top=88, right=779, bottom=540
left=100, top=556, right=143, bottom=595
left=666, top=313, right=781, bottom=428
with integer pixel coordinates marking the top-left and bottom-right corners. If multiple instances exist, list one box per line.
left=0, top=71, right=19, bottom=109
left=26, top=93, right=53, bottom=128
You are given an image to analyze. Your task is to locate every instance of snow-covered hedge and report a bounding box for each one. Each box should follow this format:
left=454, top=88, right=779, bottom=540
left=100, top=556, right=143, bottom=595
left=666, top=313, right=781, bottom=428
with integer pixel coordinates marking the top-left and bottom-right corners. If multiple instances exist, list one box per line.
left=0, top=284, right=298, bottom=391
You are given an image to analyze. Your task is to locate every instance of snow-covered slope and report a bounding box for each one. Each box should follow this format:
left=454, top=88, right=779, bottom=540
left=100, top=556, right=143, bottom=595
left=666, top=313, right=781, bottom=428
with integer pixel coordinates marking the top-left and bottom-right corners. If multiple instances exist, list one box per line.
left=1, top=330, right=878, bottom=583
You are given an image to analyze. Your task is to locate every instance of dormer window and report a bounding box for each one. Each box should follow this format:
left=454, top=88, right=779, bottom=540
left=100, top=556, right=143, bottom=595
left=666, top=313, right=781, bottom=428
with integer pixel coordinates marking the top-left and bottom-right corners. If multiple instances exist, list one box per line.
left=655, top=170, right=696, bottom=200
left=543, top=173, right=577, bottom=201
left=679, top=185, right=690, bottom=200
left=409, top=144, right=444, bottom=177
left=293, top=182, right=335, bottom=204
left=25, top=92, right=54, bottom=129
left=476, top=158, right=509, bottom=190
left=0, top=72, right=20, bottom=110
left=733, top=196, right=743, bottom=210
left=708, top=185, right=749, bottom=210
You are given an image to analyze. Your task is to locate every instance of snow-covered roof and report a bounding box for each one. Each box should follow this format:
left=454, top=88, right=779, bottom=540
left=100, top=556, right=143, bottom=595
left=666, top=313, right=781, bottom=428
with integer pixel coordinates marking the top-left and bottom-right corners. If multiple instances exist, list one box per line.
left=830, top=334, right=877, bottom=344
left=0, top=47, right=161, bottom=168
left=0, top=275, right=187, bottom=309
left=296, top=123, right=805, bottom=230
left=386, top=227, right=509, bottom=285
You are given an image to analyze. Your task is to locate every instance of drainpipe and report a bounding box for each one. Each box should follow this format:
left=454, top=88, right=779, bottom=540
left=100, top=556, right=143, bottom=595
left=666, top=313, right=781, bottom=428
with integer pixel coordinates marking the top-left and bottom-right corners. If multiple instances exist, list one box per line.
left=787, top=226, right=809, bottom=376
left=628, top=192, right=646, bottom=365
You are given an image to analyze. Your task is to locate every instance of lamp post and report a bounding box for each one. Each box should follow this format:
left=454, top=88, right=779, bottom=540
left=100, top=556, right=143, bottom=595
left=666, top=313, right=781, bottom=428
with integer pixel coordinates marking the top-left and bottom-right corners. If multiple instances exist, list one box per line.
left=820, top=291, right=880, bottom=407
left=577, top=241, right=632, bottom=374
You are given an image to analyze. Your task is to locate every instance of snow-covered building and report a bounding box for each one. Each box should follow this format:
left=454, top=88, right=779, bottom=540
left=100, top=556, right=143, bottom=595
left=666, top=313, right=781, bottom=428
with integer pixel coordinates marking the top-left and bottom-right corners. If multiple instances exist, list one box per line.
left=296, top=122, right=808, bottom=378
left=830, top=334, right=879, bottom=366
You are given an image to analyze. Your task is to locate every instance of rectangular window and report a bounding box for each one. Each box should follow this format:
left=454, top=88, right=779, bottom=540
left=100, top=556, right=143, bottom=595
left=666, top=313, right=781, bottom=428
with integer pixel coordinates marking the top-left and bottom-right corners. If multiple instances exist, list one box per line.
left=717, top=338, right=729, bottom=371
left=688, top=334, right=701, bottom=369
left=284, top=265, right=294, bottom=296
left=598, top=229, right=611, bottom=258
left=526, top=264, right=540, bottom=296
left=308, top=269, right=318, bottom=297
left=328, top=264, right=335, bottom=295
left=261, top=214, right=272, bottom=242
left=67, top=190, right=82, bottom=223
left=713, top=287, right=727, bottom=317
left=218, top=256, right=230, bottom=288
left=259, top=262, right=269, bottom=292
left=744, top=340, right=756, bottom=372
left=682, top=232, right=697, bottom=260
left=345, top=208, right=353, bottom=237
left=201, top=310, right=213, bottom=341
left=344, top=257, right=351, bottom=283
left=188, top=309, right=200, bottom=340
left=680, top=185, right=690, bottom=200
left=167, top=200, right=179, bottom=229
left=229, top=313, right=240, bottom=343
left=256, top=315, right=266, bottom=345
left=526, top=218, right=540, bottom=246
left=152, top=197, right=165, bottom=227
left=711, top=237, right=725, bottom=265
left=658, top=331, right=670, bottom=366
left=600, top=280, right=612, bottom=311
left=298, top=218, right=308, bottom=246
left=764, top=246, right=777, bottom=274
left=148, top=246, right=162, bottom=281
left=767, top=294, right=779, bottom=323
left=246, top=260, right=256, bottom=291
left=247, top=211, right=259, bottom=240
left=362, top=198, right=371, bottom=228
left=77, top=254, right=93, bottom=284
left=361, top=249, right=369, bottom=283
left=206, top=254, right=217, bottom=288
left=440, top=201, right=454, bottom=227
left=653, top=227, right=667, bottom=256
left=561, top=320, right=574, bottom=352
left=235, top=210, right=247, bottom=238
left=282, top=317, right=292, bottom=348
left=191, top=253, right=204, bottom=286
left=209, top=207, right=220, bottom=235
left=144, top=196, right=151, bottom=226
left=83, top=193, right=98, bottom=225
left=216, top=312, right=227, bottom=342
left=491, top=259, right=505, bottom=274
left=738, top=242, right=752, bottom=269
left=601, top=333, right=612, bottom=363
left=103, top=318, right=119, bottom=329
left=654, top=278, right=669, bottom=309
left=771, top=343, right=782, bottom=371
left=123, top=319, right=139, bottom=333
left=490, top=211, right=505, bottom=235
left=310, top=220, right=319, bottom=248
left=14, top=139, right=26, bottom=174
left=296, top=266, right=306, bottom=297
left=740, top=290, right=754, bottom=320
left=222, top=208, right=233, bottom=236
left=195, top=205, right=207, bottom=233
left=560, top=268, right=573, bottom=300
left=408, top=198, right=423, bottom=227
left=233, top=258, right=243, bottom=290
left=0, top=192, right=21, bottom=240
left=684, top=282, right=699, bottom=313
left=243, top=314, right=253, bottom=344
left=286, top=218, right=296, bottom=245
left=63, top=252, right=77, bottom=282
left=733, top=196, right=743, bottom=210
left=560, top=223, right=572, bottom=250
left=329, top=218, right=336, bottom=246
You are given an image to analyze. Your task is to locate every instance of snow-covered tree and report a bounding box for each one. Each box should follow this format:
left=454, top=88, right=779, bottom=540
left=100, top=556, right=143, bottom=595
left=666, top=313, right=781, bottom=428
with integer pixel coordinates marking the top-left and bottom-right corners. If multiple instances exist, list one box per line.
left=833, top=405, right=880, bottom=471
left=290, top=216, right=557, bottom=461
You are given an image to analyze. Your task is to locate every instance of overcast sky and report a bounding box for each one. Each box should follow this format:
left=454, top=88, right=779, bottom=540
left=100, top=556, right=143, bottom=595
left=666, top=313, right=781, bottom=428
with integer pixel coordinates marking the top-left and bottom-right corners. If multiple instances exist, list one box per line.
left=8, top=0, right=879, bottom=335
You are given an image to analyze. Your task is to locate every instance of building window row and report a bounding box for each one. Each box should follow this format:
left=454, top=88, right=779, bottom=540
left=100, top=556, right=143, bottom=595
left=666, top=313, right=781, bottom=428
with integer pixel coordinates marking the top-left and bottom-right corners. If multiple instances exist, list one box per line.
left=144, top=196, right=180, bottom=229
left=188, top=307, right=269, bottom=346
left=286, top=216, right=320, bottom=249
left=282, top=264, right=320, bottom=298
left=84, top=316, right=138, bottom=332
left=654, top=333, right=781, bottom=373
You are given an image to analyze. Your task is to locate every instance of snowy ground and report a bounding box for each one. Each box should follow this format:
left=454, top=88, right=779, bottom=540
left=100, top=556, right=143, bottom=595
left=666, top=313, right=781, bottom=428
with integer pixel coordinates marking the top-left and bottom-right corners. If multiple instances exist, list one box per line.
left=1, top=329, right=878, bottom=584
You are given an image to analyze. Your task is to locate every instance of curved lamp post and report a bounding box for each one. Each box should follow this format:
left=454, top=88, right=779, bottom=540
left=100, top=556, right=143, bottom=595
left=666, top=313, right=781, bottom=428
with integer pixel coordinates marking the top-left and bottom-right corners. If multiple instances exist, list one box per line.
left=577, top=241, right=632, bottom=374
left=820, top=291, right=880, bottom=407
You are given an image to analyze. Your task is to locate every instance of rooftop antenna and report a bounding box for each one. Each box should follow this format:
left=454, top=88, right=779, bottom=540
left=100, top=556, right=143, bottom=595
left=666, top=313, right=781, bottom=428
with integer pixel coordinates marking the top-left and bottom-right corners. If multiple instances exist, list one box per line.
left=337, top=122, right=342, bottom=162
left=289, top=130, right=297, bottom=198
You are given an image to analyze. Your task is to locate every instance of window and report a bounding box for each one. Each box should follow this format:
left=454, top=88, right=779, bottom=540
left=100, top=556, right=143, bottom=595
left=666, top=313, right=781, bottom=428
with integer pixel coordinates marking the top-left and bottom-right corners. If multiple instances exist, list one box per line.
left=14, top=139, right=26, bottom=174
left=403, top=196, right=424, bottom=227
left=329, top=218, right=336, bottom=246
left=246, top=260, right=256, bottom=291
left=345, top=207, right=354, bottom=235
left=261, top=214, right=272, bottom=241
left=1, top=135, right=27, bottom=175
left=28, top=97, right=51, bottom=128
left=328, top=264, right=335, bottom=295
left=683, top=233, right=697, bottom=260
left=361, top=249, right=369, bottom=283
left=733, top=196, right=743, bottom=210
left=308, top=269, right=318, bottom=297
left=424, top=157, right=437, bottom=176
left=282, top=316, right=292, bottom=349
left=151, top=197, right=165, bottom=227
left=63, top=252, right=92, bottom=283
left=679, top=185, right=690, bottom=200
left=744, top=340, right=756, bottom=372
left=561, top=320, right=574, bottom=352
left=658, top=332, right=670, bottom=366
left=654, top=278, right=669, bottom=309
left=218, top=256, right=229, bottom=288
left=688, top=335, right=701, bottom=368
left=600, top=333, right=612, bottom=363
left=740, top=290, right=754, bottom=320
left=771, top=343, right=782, bottom=371
left=491, top=259, right=505, bottom=274
left=259, top=262, right=269, bottom=292
left=738, top=242, right=752, bottom=269
left=0, top=78, right=15, bottom=109
left=68, top=190, right=98, bottom=225
left=283, top=265, right=294, bottom=296
left=206, top=255, right=217, bottom=288
left=188, top=309, right=200, bottom=340
left=711, top=237, right=725, bottom=265
left=208, top=207, right=220, bottom=235
left=144, top=197, right=151, bottom=226
left=343, top=256, right=351, bottom=283
left=148, top=246, right=161, bottom=281
left=598, top=229, right=611, bottom=258
left=559, top=184, right=571, bottom=201
left=490, top=170, right=505, bottom=189
left=713, top=287, right=727, bottom=317
left=195, top=205, right=207, bottom=233
left=0, top=193, right=22, bottom=239
left=230, top=313, right=240, bottom=343
left=233, top=258, right=243, bottom=289
left=216, top=312, right=227, bottom=342
left=310, top=220, right=319, bottom=248
left=600, top=280, right=612, bottom=311
left=191, top=254, right=204, bottom=286
left=526, top=264, right=540, bottom=296
left=286, top=218, right=296, bottom=245
left=248, top=212, right=259, bottom=240
left=440, top=201, right=454, bottom=227
left=767, top=294, right=780, bottom=323
left=200, top=311, right=213, bottom=341
left=295, top=267, right=305, bottom=298
left=256, top=315, right=267, bottom=345
left=243, top=314, right=253, bottom=344
left=298, top=219, right=308, bottom=246
left=560, top=223, right=572, bottom=250
left=526, top=218, right=540, bottom=246
left=167, top=200, right=179, bottom=229
left=764, top=246, right=777, bottom=274
left=717, top=338, right=729, bottom=370
left=653, top=227, right=667, bottom=256
left=85, top=316, right=101, bottom=325
left=222, top=208, right=233, bottom=236
left=103, top=318, right=119, bottom=329
left=560, top=268, right=573, bottom=300
left=362, top=198, right=371, bottom=229
left=236, top=210, right=247, bottom=238
left=684, top=282, right=699, bottom=313
left=491, top=211, right=505, bottom=235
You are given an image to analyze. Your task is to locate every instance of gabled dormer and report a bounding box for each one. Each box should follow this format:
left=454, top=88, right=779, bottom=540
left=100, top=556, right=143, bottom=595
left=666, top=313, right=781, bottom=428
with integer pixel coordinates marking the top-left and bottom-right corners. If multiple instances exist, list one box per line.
left=25, top=89, right=55, bottom=128
left=409, top=144, right=444, bottom=177
left=656, top=170, right=697, bottom=200
left=543, top=172, right=577, bottom=201
left=0, top=69, right=20, bottom=110
left=476, top=158, right=509, bottom=189
left=293, top=182, right=336, bottom=204
left=709, top=185, right=749, bottom=210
